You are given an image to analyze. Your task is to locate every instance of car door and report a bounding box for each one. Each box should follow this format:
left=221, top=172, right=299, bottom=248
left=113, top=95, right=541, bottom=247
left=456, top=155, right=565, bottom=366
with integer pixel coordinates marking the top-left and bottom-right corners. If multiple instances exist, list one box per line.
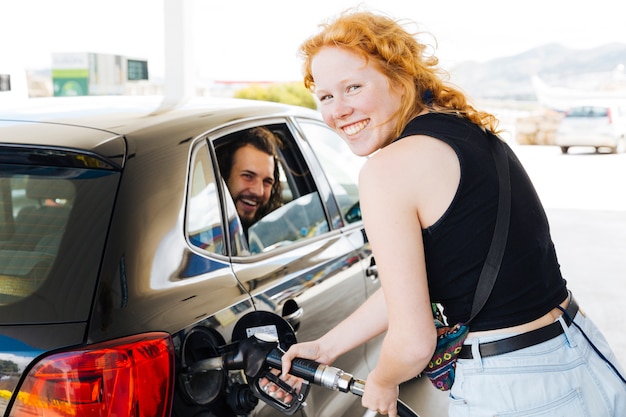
left=210, top=118, right=376, bottom=416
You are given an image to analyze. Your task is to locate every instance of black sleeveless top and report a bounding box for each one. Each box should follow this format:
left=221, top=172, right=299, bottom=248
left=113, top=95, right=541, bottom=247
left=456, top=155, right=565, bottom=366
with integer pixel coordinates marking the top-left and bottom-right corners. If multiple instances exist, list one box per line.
left=396, top=113, right=568, bottom=331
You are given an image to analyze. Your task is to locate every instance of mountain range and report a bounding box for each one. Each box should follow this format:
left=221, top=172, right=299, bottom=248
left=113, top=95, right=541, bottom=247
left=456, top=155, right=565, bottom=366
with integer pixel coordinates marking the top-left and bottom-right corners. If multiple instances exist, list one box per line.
left=449, top=43, right=626, bottom=101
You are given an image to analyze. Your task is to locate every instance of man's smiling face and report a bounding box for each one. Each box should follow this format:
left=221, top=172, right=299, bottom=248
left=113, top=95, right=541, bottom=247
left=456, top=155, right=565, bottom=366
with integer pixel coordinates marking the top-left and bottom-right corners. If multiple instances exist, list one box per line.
left=227, top=144, right=275, bottom=227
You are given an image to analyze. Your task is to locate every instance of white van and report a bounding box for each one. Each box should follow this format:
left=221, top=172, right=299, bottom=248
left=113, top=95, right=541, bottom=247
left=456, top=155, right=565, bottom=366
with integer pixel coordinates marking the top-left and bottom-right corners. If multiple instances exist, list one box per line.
left=554, top=100, right=626, bottom=154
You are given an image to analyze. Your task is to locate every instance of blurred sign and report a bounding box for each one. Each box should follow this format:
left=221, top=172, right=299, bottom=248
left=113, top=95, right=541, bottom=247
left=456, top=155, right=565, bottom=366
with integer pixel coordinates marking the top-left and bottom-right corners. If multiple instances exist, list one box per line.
left=52, top=52, right=148, bottom=96
left=0, top=74, right=10, bottom=92
left=52, top=53, right=89, bottom=96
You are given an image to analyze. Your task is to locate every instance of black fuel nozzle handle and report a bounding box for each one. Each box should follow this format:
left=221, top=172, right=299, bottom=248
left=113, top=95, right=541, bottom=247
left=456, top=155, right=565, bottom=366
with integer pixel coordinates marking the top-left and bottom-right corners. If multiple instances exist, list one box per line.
left=181, top=333, right=308, bottom=416
left=265, top=349, right=355, bottom=394
left=233, top=334, right=311, bottom=415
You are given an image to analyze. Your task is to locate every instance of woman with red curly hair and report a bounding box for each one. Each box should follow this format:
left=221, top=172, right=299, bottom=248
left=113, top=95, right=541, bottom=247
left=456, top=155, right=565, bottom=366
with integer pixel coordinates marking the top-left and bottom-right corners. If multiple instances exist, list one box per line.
left=281, top=9, right=626, bottom=417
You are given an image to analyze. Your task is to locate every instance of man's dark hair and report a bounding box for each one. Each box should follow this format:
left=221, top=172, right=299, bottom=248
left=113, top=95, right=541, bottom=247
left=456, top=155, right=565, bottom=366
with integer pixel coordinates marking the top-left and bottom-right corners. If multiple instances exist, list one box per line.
left=217, top=126, right=284, bottom=222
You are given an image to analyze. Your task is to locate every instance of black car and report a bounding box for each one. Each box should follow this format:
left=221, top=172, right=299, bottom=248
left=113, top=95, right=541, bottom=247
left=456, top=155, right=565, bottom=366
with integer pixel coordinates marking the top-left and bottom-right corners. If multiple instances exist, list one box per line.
left=0, top=96, right=444, bottom=417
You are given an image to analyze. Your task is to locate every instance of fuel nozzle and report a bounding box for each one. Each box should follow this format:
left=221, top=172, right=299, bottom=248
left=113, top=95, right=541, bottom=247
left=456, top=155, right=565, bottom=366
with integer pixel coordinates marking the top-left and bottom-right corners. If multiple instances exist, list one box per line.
left=223, top=333, right=280, bottom=380
left=182, top=333, right=278, bottom=377
left=235, top=333, right=309, bottom=416
left=265, top=348, right=357, bottom=394
left=183, top=332, right=309, bottom=416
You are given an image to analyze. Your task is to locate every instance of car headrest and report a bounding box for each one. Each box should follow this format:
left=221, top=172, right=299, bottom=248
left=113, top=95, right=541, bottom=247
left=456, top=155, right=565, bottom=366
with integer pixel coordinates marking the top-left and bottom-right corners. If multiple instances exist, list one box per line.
left=26, top=178, right=75, bottom=200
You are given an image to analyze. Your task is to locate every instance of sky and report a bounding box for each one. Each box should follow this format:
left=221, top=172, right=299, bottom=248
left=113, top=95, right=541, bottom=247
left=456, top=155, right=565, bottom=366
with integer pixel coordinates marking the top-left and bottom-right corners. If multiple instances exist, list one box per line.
left=2, top=0, right=625, bottom=83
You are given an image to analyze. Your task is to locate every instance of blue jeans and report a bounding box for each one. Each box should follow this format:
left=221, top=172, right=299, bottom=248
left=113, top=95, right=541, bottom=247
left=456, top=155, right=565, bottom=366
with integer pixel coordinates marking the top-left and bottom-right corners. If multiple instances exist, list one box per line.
left=449, top=311, right=626, bottom=416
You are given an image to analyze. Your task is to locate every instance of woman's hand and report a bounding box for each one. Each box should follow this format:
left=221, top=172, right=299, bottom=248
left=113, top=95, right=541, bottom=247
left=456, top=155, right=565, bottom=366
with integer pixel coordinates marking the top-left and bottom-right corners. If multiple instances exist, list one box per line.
left=361, top=370, right=400, bottom=417
left=280, top=339, right=334, bottom=377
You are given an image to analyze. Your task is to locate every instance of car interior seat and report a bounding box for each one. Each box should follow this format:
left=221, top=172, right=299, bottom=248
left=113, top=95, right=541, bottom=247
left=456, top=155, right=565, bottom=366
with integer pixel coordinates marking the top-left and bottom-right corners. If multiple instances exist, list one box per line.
left=11, top=177, right=74, bottom=253
left=0, top=178, right=74, bottom=292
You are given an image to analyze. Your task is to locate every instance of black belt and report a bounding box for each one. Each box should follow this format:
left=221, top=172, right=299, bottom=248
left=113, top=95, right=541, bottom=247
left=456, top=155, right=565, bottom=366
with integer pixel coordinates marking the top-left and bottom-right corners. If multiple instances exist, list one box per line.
left=458, top=296, right=579, bottom=359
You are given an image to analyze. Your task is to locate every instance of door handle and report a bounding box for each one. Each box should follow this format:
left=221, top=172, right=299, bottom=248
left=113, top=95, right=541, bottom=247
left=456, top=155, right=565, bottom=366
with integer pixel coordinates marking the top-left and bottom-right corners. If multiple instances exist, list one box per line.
left=282, top=299, right=303, bottom=331
left=365, top=257, right=378, bottom=280
left=283, top=306, right=303, bottom=322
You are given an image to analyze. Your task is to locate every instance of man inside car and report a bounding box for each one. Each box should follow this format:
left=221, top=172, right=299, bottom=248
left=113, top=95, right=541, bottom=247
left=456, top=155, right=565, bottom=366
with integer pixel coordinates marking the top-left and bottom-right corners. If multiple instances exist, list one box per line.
left=217, top=127, right=284, bottom=233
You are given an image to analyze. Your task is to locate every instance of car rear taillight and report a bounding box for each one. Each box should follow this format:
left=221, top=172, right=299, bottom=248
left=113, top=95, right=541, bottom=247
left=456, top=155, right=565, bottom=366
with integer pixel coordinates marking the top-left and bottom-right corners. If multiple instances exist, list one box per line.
left=607, top=108, right=613, bottom=124
left=8, top=332, right=174, bottom=417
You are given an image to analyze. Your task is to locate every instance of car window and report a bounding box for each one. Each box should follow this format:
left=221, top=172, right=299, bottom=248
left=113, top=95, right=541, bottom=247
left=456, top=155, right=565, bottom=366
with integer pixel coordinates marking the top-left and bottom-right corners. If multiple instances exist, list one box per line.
left=187, top=142, right=243, bottom=255
left=214, top=124, right=329, bottom=255
left=247, top=191, right=329, bottom=253
left=297, top=121, right=366, bottom=224
left=0, top=174, right=74, bottom=304
left=0, top=166, right=116, bottom=307
left=221, top=178, right=249, bottom=256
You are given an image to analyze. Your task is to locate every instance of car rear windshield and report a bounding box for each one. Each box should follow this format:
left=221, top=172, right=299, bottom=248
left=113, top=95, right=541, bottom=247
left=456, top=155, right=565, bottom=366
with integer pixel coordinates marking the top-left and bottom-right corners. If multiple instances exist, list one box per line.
left=0, top=152, right=119, bottom=322
left=566, top=106, right=609, bottom=117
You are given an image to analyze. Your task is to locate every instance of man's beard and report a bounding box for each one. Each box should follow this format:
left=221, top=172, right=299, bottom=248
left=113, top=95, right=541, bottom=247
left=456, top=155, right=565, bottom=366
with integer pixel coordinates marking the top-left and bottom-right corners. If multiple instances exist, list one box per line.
left=235, top=195, right=266, bottom=230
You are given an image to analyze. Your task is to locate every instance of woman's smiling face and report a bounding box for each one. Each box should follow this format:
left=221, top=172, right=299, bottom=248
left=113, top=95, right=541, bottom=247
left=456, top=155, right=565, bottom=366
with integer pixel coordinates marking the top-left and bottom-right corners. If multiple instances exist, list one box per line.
left=311, top=46, right=403, bottom=157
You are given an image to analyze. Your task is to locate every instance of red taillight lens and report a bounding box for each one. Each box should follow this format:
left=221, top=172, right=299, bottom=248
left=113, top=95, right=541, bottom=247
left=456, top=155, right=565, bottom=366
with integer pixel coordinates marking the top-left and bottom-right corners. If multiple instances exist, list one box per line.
left=9, top=332, right=174, bottom=417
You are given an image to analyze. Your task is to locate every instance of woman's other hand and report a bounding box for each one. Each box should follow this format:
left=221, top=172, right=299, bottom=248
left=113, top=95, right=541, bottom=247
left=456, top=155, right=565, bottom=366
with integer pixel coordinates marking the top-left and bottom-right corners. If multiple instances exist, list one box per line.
left=361, top=370, right=400, bottom=417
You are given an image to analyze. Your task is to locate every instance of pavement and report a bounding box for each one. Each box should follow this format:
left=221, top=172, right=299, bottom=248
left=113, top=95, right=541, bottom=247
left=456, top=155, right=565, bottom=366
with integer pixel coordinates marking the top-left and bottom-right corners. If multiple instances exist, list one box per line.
left=546, top=208, right=626, bottom=372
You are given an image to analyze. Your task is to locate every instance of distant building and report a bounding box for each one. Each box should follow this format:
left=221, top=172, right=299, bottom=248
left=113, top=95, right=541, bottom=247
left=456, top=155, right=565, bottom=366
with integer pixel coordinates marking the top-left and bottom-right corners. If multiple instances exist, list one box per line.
left=52, top=52, right=151, bottom=96
left=0, top=64, right=29, bottom=103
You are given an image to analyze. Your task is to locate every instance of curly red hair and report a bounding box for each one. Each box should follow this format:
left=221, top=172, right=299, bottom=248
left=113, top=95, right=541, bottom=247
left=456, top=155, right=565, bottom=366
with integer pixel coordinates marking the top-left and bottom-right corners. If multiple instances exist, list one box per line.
left=299, top=9, right=499, bottom=137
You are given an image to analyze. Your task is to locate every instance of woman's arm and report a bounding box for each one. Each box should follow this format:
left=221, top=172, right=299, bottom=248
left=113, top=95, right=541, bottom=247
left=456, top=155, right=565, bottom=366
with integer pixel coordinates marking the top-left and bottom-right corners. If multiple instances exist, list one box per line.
left=358, top=142, right=438, bottom=385
left=357, top=135, right=459, bottom=415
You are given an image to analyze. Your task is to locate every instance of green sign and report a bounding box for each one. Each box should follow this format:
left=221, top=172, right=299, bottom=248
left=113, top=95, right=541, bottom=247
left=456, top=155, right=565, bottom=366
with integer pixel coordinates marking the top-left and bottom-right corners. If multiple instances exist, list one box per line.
left=52, top=69, right=89, bottom=97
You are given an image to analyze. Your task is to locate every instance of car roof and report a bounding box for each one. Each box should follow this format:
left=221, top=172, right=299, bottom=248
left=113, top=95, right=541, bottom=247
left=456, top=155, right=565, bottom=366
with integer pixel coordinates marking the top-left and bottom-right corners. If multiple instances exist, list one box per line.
left=0, top=95, right=322, bottom=167
left=1, top=95, right=320, bottom=141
